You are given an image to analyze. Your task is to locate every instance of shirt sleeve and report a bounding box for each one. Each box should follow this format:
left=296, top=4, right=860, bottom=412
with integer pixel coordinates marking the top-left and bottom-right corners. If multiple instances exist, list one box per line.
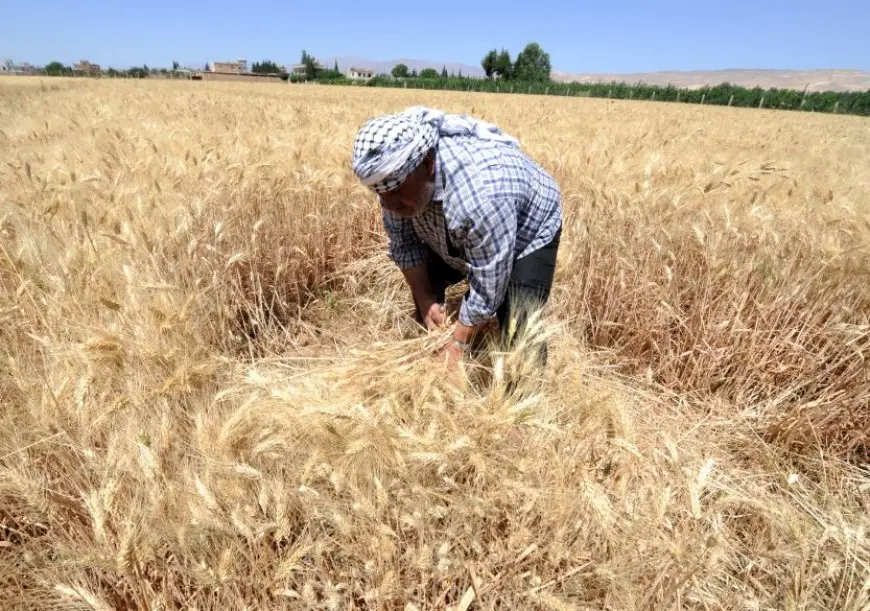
left=459, top=195, right=518, bottom=326
left=382, top=208, right=429, bottom=269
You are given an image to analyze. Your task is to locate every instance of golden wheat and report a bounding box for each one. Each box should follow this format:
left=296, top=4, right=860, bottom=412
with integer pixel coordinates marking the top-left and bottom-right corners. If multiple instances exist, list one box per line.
left=1, top=77, right=868, bottom=609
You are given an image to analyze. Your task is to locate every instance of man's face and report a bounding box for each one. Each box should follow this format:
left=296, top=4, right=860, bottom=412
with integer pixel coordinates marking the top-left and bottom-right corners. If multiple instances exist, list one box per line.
left=378, top=152, right=436, bottom=218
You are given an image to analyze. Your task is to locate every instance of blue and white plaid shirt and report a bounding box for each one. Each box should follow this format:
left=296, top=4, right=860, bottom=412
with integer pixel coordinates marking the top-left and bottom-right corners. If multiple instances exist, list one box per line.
left=382, top=136, right=562, bottom=326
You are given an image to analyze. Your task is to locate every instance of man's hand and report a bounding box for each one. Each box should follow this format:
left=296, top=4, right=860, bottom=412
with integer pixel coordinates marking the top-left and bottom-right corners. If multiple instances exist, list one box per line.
left=441, top=339, right=465, bottom=367
left=437, top=320, right=479, bottom=369
left=422, top=302, right=447, bottom=331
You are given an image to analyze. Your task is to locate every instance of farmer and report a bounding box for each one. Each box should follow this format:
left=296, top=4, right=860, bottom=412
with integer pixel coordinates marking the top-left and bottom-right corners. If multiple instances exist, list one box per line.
left=351, top=106, right=562, bottom=365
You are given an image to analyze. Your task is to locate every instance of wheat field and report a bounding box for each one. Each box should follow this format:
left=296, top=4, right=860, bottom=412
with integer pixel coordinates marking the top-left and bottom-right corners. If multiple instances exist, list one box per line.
left=1, top=77, right=869, bottom=610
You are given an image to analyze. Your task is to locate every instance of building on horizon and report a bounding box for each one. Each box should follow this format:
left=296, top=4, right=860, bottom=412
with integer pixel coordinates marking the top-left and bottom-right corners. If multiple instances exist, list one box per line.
left=291, top=58, right=325, bottom=77
left=73, top=60, right=102, bottom=78
left=207, top=60, right=245, bottom=74
left=346, top=67, right=375, bottom=81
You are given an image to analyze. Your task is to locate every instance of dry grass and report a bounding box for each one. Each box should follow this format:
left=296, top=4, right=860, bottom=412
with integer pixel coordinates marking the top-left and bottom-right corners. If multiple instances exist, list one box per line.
left=1, top=77, right=868, bottom=609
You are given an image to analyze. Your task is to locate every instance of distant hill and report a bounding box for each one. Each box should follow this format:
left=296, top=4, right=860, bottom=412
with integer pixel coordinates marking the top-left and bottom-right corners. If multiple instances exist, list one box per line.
left=551, top=69, right=870, bottom=93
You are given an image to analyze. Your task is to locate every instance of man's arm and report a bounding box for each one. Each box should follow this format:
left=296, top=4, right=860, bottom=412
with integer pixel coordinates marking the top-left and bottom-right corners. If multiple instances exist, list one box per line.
left=382, top=210, right=446, bottom=328
left=401, top=264, right=437, bottom=319
left=443, top=191, right=517, bottom=360
left=456, top=195, right=518, bottom=335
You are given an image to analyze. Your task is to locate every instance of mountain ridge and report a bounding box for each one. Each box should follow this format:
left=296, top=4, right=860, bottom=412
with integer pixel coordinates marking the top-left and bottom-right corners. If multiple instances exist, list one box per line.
left=551, top=68, right=870, bottom=92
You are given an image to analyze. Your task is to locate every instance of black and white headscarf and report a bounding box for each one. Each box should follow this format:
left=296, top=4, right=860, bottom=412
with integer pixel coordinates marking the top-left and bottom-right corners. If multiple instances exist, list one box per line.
left=351, top=106, right=519, bottom=194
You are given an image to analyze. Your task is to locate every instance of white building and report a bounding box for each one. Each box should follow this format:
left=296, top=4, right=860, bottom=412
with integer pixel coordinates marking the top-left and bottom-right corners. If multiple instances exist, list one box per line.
left=346, top=66, right=375, bottom=81
left=291, top=58, right=325, bottom=77
left=0, top=59, right=12, bottom=73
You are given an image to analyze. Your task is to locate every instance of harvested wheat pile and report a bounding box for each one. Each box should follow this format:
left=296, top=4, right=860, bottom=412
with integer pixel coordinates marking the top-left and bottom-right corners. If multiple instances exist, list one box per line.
left=1, top=78, right=868, bottom=609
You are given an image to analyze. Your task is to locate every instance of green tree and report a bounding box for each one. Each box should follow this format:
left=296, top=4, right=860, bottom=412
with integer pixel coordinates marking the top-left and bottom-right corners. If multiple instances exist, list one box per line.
left=44, top=61, right=67, bottom=76
left=127, top=66, right=149, bottom=79
left=301, top=50, right=318, bottom=80
left=391, top=63, right=409, bottom=78
left=420, top=68, right=438, bottom=79
left=318, top=66, right=344, bottom=81
left=252, top=60, right=281, bottom=74
left=441, top=65, right=448, bottom=78
left=334, top=59, right=339, bottom=73
left=172, top=60, right=179, bottom=71
left=481, top=49, right=497, bottom=78
left=495, top=49, right=512, bottom=79
left=513, top=42, right=551, bottom=82
left=411, top=68, right=418, bottom=77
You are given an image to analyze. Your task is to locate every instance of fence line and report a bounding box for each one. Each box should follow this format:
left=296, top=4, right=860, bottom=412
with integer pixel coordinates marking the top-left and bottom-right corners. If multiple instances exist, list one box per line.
left=315, top=77, right=870, bottom=117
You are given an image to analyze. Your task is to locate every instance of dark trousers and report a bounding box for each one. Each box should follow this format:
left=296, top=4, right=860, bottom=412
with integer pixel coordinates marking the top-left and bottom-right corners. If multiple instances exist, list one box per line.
left=414, top=228, right=561, bottom=357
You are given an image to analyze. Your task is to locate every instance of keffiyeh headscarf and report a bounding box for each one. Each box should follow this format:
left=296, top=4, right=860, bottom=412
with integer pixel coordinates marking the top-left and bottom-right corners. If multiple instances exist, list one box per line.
left=352, top=106, right=519, bottom=194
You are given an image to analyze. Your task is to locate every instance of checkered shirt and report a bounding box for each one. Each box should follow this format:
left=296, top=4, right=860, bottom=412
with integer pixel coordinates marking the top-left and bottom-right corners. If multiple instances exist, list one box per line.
left=382, top=136, right=562, bottom=326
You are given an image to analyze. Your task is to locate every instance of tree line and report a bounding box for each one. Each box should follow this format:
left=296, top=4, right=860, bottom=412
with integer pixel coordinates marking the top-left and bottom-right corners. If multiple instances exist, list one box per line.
left=43, top=61, right=166, bottom=78
left=347, top=76, right=870, bottom=116
left=251, top=60, right=282, bottom=74
left=481, top=43, right=551, bottom=81
left=387, top=42, right=552, bottom=82
left=37, top=51, right=870, bottom=116
left=391, top=64, right=450, bottom=79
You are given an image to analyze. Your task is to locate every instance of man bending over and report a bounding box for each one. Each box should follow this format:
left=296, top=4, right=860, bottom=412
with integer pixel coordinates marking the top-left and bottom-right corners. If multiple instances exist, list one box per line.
left=351, top=106, right=562, bottom=365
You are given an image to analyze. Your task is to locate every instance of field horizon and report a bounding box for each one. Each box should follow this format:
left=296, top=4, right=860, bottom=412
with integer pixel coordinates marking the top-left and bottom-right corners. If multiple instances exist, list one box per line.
left=1, top=77, right=868, bottom=609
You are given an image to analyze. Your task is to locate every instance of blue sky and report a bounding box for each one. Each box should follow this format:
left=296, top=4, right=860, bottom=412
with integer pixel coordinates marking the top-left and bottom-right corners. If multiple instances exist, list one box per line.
left=3, top=0, right=868, bottom=73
